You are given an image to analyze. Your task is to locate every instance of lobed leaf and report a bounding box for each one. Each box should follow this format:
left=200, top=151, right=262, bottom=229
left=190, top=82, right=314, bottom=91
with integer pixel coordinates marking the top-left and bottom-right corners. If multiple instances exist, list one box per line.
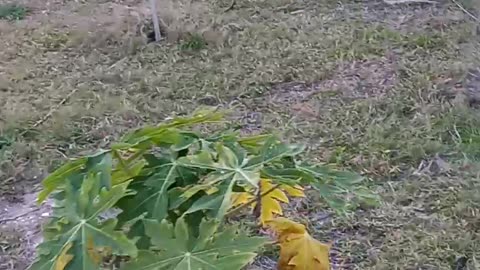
left=122, top=217, right=267, bottom=270
left=231, top=179, right=305, bottom=225
left=267, top=218, right=331, bottom=270
left=116, top=153, right=191, bottom=223
left=38, top=150, right=111, bottom=204
left=31, top=172, right=137, bottom=270
left=296, top=164, right=379, bottom=211
left=116, top=109, right=223, bottom=149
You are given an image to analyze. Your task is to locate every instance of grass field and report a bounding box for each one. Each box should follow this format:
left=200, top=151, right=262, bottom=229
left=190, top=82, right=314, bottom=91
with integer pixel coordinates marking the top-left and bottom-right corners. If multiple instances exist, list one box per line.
left=0, top=0, right=479, bottom=269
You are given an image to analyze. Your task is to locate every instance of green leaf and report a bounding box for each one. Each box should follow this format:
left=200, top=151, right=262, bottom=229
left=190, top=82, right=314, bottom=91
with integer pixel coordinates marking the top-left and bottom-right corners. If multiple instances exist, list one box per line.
left=116, top=109, right=223, bottom=149
left=177, top=139, right=305, bottom=219
left=171, top=132, right=199, bottom=152
left=237, top=134, right=273, bottom=154
left=111, top=159, right=146, bottom=185
left=116, top=156, right=181, bottom=222
left=296, top=164, right=379, bottom=211
left=298, top=164, right=364, bottom=185
left=113, top=128, right=182, bottom=150
left=38, top=157, right=87, bottom=204
left=116, top=152, right=200, bottom=229
left=246, top=137, right=304, bottom=167
left=30, top=173, right=137, bottom=270
left=177, top=143, right=261, bottom=218
left=261, top=167, right=312, bottom=185
left=184, top=180, right=235, bottom=218
left=38, top=150, right=111, bottom=204
left=179, top=144, right=261, bottom=187
left=122, top=217, right=267, bottom=270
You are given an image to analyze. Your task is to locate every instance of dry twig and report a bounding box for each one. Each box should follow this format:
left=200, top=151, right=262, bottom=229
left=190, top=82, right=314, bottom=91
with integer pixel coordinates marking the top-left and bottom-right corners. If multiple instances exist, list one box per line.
left=451, top=0, right=480, bottom=23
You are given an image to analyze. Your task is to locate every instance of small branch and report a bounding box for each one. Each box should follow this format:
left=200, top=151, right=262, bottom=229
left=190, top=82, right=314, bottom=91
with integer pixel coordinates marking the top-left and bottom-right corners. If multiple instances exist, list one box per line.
left=226, top=183, right=282, bottom=217
left=451, top=0, right=480, bottom=23
left=149, top=0, right=162, bottom=41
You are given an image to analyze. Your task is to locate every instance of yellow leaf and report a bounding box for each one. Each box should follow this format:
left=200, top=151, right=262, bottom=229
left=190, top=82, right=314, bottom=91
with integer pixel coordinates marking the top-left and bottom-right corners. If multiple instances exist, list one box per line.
left=280, top=184, right=305, bottom=198
left=231, top=192, right=253, bottom=208
left=267, top=218, right=331, bottom=270
left=55, top=243, right=73, bottom=270
left=230, top=179, right=306, bottom=225
left=254, top=179, right=289, bottom=224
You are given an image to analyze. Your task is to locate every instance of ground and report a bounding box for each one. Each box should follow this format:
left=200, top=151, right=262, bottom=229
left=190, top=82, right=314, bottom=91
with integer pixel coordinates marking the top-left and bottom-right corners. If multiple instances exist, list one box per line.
left=0, top=0, right=479, bottom=269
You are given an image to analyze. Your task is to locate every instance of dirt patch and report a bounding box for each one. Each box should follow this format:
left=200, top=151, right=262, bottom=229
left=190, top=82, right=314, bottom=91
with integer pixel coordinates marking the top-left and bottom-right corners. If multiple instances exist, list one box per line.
left=0, top=192, right=51, bottom=270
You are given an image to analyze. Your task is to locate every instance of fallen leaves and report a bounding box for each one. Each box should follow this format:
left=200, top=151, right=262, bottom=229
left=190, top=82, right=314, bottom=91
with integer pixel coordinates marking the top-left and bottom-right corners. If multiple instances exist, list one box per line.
left=267, top=218, right=331, bottom=270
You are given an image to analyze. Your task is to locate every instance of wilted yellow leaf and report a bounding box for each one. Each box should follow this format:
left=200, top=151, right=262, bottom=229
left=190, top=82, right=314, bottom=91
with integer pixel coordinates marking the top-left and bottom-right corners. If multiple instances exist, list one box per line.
left=231, top=191, right=252, bottom=208
left=267, top=217, right=330, bottom=270
left=280, top=184, right=305, bottom=198
left=55, top=243, right=73, bottom=270
left=230, top=179, right=305, bottom=225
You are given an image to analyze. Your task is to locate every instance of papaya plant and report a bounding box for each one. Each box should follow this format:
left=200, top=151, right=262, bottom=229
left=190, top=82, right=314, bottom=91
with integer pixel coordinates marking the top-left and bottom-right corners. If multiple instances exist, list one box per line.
left=31, top=108, right=377, bottom=270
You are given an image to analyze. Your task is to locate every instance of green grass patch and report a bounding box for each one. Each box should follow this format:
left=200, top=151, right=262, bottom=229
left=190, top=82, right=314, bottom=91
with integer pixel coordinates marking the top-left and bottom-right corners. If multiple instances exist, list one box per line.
left=180, top=33, right=207, bottom=51
left=0, top=4, right=28, bottom=21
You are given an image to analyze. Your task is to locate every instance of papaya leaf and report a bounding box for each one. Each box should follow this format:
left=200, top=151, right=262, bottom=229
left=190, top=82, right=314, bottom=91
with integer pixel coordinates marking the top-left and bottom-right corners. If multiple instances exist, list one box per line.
left=296, top=164, right=379, bottom=211
left=261, top=167, right=312, bottom=185
left=117, top=109, right=223, bottom=149
left=177, top=138, right=305, bottom=219
left=111, top=149, right=146, bottom=185
left=116, top=154, right=186, bottom=223
left=122, top=217, right=267, bottom=270
left=31, top=173, right=137, bottom=270
left=177, top=144, right=261, bottom=218
left=246, top=137, right=305, bottom=167
left=237, top=134, right=273, bottom=154
left=171, top=132, right=199, bottom=152
left=37, top=157, right=87, bottom=204
left=111, top=159, right=146, bottom=185
left=184, top=180, right=235, bottom=219
left=231, top=179, right=305, bottom=225
left=178, top=144, right=261, bottom=187
left=266, top=218, right=331, bottom=270
left=38, top=150, right=111, bottom=204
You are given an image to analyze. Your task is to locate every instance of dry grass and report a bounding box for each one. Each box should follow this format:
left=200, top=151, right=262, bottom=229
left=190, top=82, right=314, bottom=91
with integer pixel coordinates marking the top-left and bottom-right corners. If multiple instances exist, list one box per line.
left=1, top=0, right=480, bottom=269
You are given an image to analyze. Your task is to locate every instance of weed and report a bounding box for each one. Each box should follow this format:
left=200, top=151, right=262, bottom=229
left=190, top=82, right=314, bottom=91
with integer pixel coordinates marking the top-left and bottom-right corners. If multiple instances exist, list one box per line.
left=0, top=4, right=27, bottom=21
left=180, top=33, right=207, bottom=50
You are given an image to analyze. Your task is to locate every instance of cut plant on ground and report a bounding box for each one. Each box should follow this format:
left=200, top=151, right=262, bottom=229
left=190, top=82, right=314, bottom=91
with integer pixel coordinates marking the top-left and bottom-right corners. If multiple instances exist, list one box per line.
left=0, top=0, right=479, bottom=269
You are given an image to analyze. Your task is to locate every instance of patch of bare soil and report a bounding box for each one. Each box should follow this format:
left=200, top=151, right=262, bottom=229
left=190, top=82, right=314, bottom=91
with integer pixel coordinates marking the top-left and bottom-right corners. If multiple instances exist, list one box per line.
left=0, top=192, right=52, bottom=270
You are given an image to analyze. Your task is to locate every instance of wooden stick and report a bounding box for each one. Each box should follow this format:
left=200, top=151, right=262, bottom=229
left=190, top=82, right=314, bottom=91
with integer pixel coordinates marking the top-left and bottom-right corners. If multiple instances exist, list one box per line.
left=149, top=0, right=162, bottom=41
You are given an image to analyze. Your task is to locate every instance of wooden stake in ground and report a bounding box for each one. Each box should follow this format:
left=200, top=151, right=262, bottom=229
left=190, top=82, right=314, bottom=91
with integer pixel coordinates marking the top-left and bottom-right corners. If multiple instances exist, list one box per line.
left=149, top=0, right=162, bottom=41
